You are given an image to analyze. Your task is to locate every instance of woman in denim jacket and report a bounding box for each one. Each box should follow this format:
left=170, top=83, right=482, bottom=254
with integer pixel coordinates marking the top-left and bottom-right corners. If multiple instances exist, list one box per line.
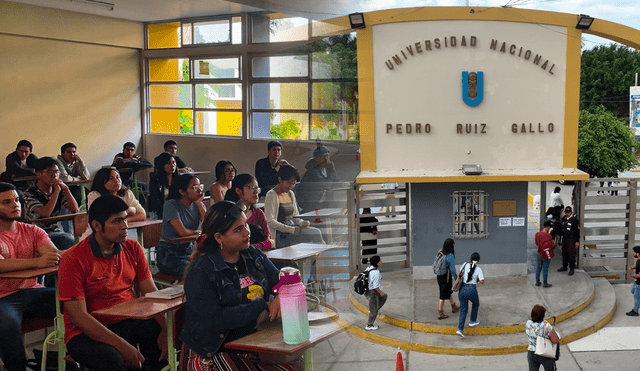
left=179, top=201, right=296, bottom=370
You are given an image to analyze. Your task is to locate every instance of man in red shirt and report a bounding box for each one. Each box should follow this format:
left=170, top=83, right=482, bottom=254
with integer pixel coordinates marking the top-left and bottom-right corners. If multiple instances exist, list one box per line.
left=535, top=221, right=555, bottom=288
left=58, top=195, right=167, bottom=371
left=0, top=182, right=61, bottom=371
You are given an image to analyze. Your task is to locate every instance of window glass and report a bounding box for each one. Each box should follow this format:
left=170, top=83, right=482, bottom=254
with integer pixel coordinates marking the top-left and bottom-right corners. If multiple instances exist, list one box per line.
left=182, top=23, right=193, bottom=45
left=252, top=83, right=308, bottom=110
left=194, top=19, right=230, bottom=44
left=149, top=85, right=192, bottom=108
left=452, top=191, right=489, bottom=238
left=232, top=17, right=242, bottom=44
left=150, top=109, right=193, bottom=134
left=148, top=59, right=190, bottom=82
left=252, top=56, right=308, bottom=78
left=312, top=82, right=341, bottom=110
left=251, top=14, right=308, bottom=43
left=196, top=84, right=242, bottom=108
left=196, top=111, right=242, bottom=136
left=312, top=113, right=342, bottom=141
left=147, top=22, right=180, bottom=49
left=253, top=112, right=308, bottom=140
left=193, top=58, right=240, bottom=79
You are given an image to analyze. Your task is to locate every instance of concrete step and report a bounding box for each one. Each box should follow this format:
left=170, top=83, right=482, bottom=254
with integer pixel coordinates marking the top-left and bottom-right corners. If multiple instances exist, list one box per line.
left=331, top=274, right=615, bottom=355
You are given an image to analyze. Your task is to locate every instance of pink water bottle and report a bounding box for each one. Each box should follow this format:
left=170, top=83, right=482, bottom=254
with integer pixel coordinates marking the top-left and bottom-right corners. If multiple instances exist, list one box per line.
left=273, top=267, right=310, bottom=344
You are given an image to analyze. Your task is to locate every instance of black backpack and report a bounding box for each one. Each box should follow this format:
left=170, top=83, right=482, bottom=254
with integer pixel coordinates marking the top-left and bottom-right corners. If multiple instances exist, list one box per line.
left=354, top=267, right=375, bottom=295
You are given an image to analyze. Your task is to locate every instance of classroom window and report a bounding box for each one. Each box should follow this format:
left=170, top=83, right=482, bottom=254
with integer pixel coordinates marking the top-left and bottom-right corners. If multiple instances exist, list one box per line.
left=452, top=191, right=489, bottom=238
left=251, top=14, right=309, bottom=43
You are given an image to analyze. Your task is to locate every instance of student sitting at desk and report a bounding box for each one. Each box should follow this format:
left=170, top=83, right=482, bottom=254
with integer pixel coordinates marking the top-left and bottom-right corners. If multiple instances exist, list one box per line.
left=0, top=182, right=61, bottom=371
left=56, top=142, right=90, bottom=205
left=149, top=153, right=179, bottom=219
left=87, top=168, right=146, bottom=222
left=265, top=165, right=324, bottom=248
left=153, top=140, right=192, bottom=174
left=112, top=142, right=152, bottom=193
left=3, top=139, right=38, bottom=191
left=156, top=174, right=206, bottom=277
left=58, top=195, right=167, bottom=371
left=180, top=201, right=300, bottom=371
left=224, top=173, right=275, bottom=252
left=24, top=157, right=79, bottom=251
left=209, top=160, right=235, bottom=204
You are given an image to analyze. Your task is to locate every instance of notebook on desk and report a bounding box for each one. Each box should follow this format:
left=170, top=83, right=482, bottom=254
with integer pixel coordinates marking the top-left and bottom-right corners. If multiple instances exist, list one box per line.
left=145, top=286, right=184, bottom=299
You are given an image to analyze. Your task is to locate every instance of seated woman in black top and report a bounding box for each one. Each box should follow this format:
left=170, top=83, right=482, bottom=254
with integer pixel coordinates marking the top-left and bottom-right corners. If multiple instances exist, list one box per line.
left=149, top=152, right=178, bottom=219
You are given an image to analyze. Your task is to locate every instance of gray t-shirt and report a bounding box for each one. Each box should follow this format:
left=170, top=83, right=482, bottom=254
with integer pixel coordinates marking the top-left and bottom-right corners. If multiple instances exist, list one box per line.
left=161, top=199, right=200, bottom=241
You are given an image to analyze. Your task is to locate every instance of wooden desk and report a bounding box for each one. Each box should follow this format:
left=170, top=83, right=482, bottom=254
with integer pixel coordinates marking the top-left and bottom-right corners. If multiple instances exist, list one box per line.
left=225, top=318, right=342, bottom=370
left=29, top=212, right=88, bottom=242
left=127, top=219, right=162, bottom=264
left=168, top=234, right=199, bottom=244
left=93, top=296, right=184, bottom=371
left=65, top=179, right=92, bottom=211
left=0, top=266, right=64, bottom=371
left=266, top=243, right=338, bottom=282
left=187, top=171, right=210, bottom=176
left=297, top=209, right=346, bottom=243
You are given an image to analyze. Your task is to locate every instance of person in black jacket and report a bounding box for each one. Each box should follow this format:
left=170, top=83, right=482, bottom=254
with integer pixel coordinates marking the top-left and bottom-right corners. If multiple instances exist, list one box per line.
left=557, top=206, right=580, bottom=276
left=4, top=139, right=38, bottom=191
left=149, top=152, right=178, bottom=219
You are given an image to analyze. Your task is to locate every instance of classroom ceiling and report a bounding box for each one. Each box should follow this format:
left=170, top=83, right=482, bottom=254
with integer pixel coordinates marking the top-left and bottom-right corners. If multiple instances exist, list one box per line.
left=10, top=0, right=355, bottom=22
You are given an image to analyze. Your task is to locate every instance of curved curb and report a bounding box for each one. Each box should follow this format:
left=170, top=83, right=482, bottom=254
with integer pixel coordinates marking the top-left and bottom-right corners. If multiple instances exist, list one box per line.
left=348, top=287, right=595, bottom=335
left=558, top=301, right=616, bottom=345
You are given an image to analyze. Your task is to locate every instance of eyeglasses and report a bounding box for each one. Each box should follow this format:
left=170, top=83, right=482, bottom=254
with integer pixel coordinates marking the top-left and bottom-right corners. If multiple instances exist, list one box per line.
left=191, top=184, right=204, bottom=192
left=224, top=168, right=236, bottom=174
left=245, top=185, right=261, bottom=193
left=44, top=169, right=60, bottom=175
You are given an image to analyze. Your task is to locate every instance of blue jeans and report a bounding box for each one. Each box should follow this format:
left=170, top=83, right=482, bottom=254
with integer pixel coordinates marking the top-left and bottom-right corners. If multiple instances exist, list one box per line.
left=458, top=284, right=480, bottom=333
left=536, top=258, right=550, bottom=285
left=632, top=282, right=640, bottom=312
left=48, top=231, right=75, bottom=250
left=0, top=288, right=56, bottom=371
left=156, top=240, right=193, bottom=277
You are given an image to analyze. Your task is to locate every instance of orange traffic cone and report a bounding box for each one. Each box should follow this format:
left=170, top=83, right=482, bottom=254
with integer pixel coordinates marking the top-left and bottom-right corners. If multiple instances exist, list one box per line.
left=395, top=351, right=404, bottom=371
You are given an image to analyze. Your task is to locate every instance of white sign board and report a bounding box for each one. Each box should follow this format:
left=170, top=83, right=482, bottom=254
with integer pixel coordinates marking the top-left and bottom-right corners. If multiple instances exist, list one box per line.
left=372, top=21, right=567, bottom=171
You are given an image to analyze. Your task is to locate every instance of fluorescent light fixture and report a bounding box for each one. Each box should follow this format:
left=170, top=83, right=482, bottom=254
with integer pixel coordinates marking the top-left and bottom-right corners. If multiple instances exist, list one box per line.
left=462, top=164, right=483, bottom=175
left=70, top=0, right=115, bottom=11
left=576, top=14, right=594, bottom=30
left=349, top=13, right=365, bottom=29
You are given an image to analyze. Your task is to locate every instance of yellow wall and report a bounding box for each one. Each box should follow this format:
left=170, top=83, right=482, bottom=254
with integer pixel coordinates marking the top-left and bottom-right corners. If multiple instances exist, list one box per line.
left=0, top=1, right=143, bottom=174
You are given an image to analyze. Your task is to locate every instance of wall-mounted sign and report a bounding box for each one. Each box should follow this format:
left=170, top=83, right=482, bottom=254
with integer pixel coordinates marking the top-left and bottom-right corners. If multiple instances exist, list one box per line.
left=492, top=200, right=517, bottom=217
left=513, top=217, right=525, bottom=227
left=499, top=218, right=512, bottom=227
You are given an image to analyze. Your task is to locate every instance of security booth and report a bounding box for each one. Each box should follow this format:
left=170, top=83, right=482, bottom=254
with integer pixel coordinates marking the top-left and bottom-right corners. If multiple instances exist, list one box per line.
left=353, top=7, right=592, bottom=278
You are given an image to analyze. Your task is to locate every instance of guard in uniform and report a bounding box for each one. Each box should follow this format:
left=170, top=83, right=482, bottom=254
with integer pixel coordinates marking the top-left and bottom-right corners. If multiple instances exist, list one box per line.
left=557, top=206, right=580, bottom=276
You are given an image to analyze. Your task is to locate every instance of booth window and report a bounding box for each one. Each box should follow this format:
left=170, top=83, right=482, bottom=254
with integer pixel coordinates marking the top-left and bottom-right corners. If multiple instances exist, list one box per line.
left=452, top=191, right=489, bottom=238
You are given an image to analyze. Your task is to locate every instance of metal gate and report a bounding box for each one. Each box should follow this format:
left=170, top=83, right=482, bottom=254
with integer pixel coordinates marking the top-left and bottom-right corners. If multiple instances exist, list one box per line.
left=579, top=177, right=637, bottom=283
left=351, top=183, right=411, bottom=276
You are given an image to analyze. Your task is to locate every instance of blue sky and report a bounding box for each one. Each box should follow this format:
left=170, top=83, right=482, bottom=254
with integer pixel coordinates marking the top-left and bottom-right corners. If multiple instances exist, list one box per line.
left=351, top=0, right=638, bottom=50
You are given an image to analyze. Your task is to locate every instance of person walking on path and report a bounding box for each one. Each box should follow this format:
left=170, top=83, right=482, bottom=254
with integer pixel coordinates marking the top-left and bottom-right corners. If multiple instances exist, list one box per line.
left=365, top=255, right=387, bottom=331
left=436, top=238, right=460, bottom=319
left=525, top=304, right=560, bottom=371
left=557, top=206, right=580, bottom=276
left=535, top=221, right=554, bottom=288
left=457, top=252, right=484, bottom=337
left=626, top=245, right=640, bottom=316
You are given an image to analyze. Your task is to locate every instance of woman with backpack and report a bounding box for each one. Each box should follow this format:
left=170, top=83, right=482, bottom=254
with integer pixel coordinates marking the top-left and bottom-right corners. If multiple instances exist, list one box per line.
left=457, top=252, right=484, bottom=337
left=435, top=238, right=460, bottom=319
left=364, top=255, right=387, bottom=331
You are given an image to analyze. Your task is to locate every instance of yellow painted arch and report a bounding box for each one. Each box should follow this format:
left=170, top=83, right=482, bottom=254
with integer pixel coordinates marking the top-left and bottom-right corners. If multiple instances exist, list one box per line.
left=340, top=6, right=640, bottom=172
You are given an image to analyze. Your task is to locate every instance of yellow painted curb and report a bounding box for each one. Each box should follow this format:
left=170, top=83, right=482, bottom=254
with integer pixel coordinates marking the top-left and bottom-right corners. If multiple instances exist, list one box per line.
left=559, top=301, right=616, bottom=344
left=528, top=192, right=534, bottom=206
left=348, top=286, right=594, bottom=335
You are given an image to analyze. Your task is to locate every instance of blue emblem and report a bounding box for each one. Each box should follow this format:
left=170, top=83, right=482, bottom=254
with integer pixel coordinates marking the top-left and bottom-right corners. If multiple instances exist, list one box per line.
left=462, top=71, right=483, bottom=107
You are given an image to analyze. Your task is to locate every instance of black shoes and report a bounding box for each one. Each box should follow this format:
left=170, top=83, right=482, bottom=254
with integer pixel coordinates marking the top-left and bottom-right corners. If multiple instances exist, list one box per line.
left=543, top=284, right=552, bottom=288
left=557, top=267, right=568, bottom=272
left=568, top=269, right=574, bottom=276
left=536, top=282, right=541, bottom=287
left=626, top=310, right=639, bottom=317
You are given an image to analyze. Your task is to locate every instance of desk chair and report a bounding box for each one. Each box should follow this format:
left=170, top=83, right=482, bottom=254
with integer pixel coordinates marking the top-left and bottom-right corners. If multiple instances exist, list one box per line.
left=142, top=221, right=162, bottom=267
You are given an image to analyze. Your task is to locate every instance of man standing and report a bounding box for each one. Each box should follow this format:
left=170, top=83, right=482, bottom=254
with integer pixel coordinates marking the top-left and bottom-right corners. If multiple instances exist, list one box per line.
left=58, top=195, right=167, bottom=371
left=255, top=141, right=288, bottom=197
left=627, top=246, right=640, bottom=316
left=153, top=140, right=192, bottom=174
left=557, top=206, right=580, bottom=276
left=535, top=221, right=554, bottom=288
left=0, top=182, right=61, bottom=371
left=4, top=140, right=39, bottom=191
left=24, top=157, right=79, bottom=251
left=57, top=143, right=90, bottom=205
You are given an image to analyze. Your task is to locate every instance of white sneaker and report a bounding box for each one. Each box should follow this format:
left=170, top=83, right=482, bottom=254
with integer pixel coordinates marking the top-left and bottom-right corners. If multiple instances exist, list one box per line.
left=469, top=321, right=480, bottom=327
left=456, top=330, right=465, bottom=337
left=365, top=325, right=379, bottom=331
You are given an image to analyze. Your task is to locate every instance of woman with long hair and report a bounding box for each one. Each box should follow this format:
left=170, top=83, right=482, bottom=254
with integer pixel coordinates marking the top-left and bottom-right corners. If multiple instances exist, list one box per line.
left=156, top=173, right=206, bottom=277
left=456, top=252, right=484, bottom=337
left=179, top=201, right=301, bottom=370
left=525, top=304, right=560, bottom=370
left=264, top=164, right=324, bottom=248
left=224, top=173, right=275, bottom=251
left=210, top=160, right=236, bottom=204
left=87, top=167, right=145, bottom=222
left=149, top=152, right=179, bottom=218
left=436, top=238, right=460, bottom=320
